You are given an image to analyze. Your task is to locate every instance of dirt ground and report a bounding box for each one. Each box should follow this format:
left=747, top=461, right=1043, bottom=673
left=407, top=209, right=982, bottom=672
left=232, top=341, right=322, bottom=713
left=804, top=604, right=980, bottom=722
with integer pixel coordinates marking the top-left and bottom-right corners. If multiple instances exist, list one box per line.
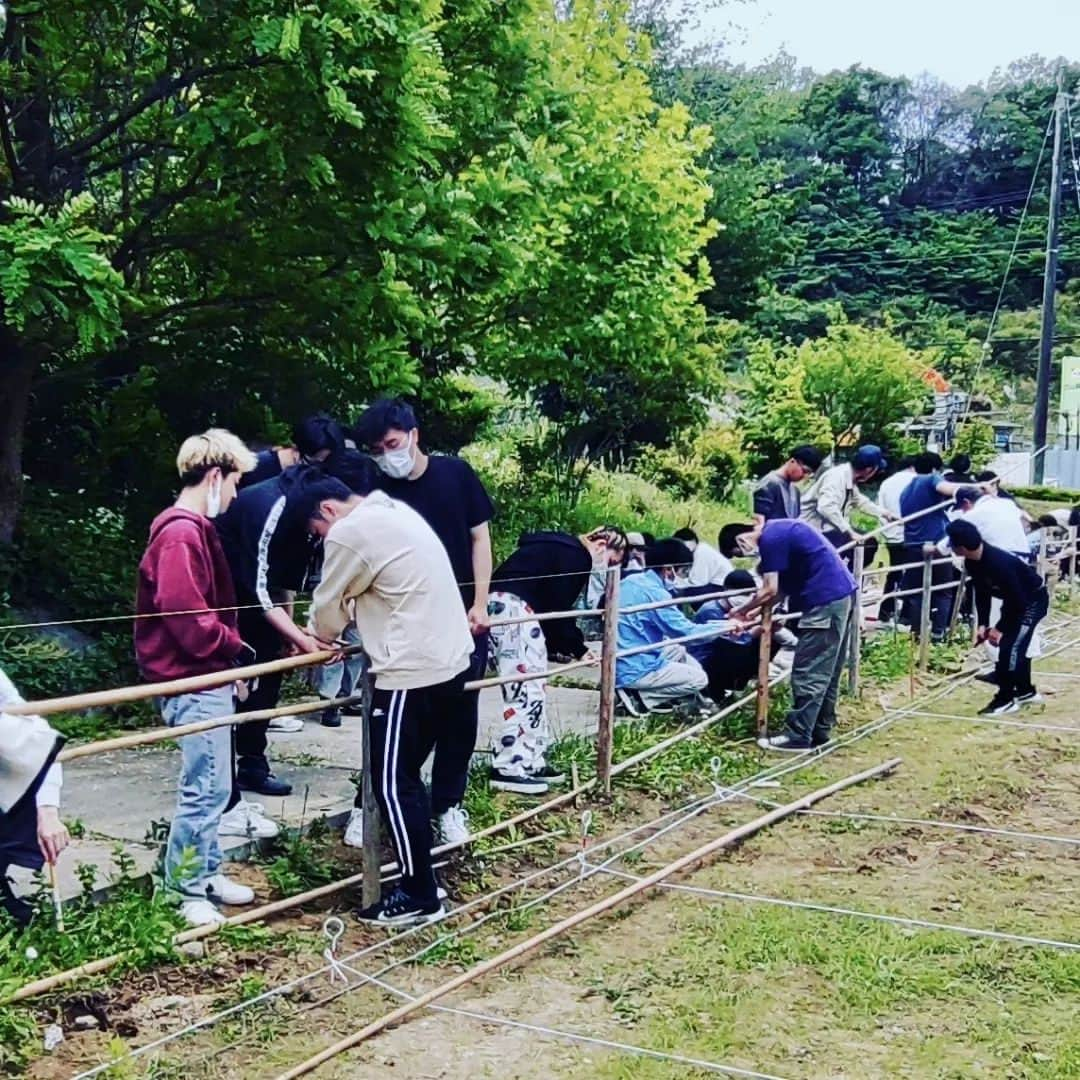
left=20, top=615, right=1080, bottom=1079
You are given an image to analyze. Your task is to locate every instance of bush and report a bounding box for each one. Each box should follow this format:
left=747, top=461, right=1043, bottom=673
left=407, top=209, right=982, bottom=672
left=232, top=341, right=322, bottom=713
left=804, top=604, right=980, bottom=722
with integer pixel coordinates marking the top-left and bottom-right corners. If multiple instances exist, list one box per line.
left=694, top=426, right=748, bottom=503
left=952, top=418, right=996, bottom=472
left=636, top=444, right=711, bottom=500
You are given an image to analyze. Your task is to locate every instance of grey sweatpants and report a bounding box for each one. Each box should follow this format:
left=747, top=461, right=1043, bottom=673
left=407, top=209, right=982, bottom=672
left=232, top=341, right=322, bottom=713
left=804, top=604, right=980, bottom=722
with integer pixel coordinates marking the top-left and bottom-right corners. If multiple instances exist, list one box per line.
left=785, top=595, right=853, bottom=746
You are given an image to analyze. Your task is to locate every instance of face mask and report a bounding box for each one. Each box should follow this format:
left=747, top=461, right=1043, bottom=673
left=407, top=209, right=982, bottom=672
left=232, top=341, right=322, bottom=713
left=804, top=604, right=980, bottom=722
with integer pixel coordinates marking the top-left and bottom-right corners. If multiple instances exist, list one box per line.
left=206, top=474, right=223, bottom=518
left=375, top=435, right=415, bottom=479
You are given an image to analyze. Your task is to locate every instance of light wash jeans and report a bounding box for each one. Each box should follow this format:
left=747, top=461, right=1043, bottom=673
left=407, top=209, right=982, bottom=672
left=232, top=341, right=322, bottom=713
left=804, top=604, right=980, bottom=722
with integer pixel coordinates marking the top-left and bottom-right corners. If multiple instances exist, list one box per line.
left=312, top=622, right=364, bottom=701
left=160, top=685, right=235, bottom=900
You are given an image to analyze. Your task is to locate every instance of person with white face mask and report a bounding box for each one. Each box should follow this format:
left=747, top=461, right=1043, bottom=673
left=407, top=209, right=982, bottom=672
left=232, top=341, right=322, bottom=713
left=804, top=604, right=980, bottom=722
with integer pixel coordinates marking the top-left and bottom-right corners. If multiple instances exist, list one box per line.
left=353, top=399, right=495, bottom=842
left=135, top=430, right=263, bottom=928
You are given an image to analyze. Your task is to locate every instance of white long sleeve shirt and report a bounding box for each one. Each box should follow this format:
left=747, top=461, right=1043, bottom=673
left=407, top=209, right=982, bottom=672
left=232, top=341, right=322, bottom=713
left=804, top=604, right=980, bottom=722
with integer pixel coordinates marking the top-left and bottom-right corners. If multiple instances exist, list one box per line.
left=800, top=463, right=886, bottom=536
left=878, top=469, right=915, bottom=544
left=956, top=495, right=1030, bottom=556
left=0, top=668, right=63, bottom=813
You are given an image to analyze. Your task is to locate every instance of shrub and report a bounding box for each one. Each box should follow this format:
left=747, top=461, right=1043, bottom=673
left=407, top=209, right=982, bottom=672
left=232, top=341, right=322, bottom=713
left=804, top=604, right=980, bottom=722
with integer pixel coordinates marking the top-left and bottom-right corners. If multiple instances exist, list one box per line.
left=636, top=444, right=711, bottom=500
left=694, top=426, right=748, bottom=503
left=952, top=419, right=996, bottom=472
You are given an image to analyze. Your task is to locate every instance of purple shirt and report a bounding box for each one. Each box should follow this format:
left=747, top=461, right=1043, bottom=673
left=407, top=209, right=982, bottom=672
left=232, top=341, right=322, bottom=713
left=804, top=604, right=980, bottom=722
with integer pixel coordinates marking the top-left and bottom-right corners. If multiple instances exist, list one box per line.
left=758, top=520, right=856, bottom=613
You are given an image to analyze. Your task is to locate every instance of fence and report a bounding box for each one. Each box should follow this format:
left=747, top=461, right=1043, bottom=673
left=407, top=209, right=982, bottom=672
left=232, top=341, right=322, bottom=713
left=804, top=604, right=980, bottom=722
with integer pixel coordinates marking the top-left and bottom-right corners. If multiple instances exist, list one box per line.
left=5, top=514, right=1077, bottom=915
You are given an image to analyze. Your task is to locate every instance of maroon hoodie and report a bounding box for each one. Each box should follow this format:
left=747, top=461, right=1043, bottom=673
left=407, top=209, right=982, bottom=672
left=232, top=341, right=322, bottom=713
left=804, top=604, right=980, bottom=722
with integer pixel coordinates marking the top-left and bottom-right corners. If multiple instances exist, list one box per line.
left=135, top=508, right=245, bottom=682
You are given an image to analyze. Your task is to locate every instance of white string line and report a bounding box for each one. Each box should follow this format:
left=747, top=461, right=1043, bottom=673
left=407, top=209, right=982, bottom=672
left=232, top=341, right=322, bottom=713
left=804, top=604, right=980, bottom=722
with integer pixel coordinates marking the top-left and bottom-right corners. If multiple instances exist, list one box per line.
left=904, top=709, right=1080, bottom=734
left=72, top=628, right=1080, bottom=1077
left=589, top=866, right=1080, bottom=954
left=960, top=108, right=1056, bottom=426
left=333, top=963, right=790, bottom=1080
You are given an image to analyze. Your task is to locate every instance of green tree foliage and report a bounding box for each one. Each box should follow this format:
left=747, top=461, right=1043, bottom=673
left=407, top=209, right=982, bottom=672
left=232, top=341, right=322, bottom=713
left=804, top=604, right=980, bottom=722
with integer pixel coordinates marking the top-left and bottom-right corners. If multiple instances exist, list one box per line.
left=952, top=418, right=997, bottom=472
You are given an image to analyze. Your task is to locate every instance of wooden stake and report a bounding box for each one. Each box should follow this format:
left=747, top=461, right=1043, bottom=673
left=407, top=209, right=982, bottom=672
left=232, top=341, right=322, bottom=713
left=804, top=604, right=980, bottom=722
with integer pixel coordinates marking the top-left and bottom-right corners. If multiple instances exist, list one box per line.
left=596, top=566, right=621, bottom=795
left=848, top=543, right=865, bottom=696
left=918, top=543, right=934, bottom=672
left=947, top=565, right=967, bottom=642
left=755, top=601, right=774, bottom=737
left=48, top=862, right=64, bottom=932
left=273, top=758, right=903, bottom=1080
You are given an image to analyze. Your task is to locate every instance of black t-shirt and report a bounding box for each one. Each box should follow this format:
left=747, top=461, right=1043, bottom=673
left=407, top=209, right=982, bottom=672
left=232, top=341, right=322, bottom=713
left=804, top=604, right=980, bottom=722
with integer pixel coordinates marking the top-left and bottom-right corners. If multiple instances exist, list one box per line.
left=379, top=456, right=494, bottom=608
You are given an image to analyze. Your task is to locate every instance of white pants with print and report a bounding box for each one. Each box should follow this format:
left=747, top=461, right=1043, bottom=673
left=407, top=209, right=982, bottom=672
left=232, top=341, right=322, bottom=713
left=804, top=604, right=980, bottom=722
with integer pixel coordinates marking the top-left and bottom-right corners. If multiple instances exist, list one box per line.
left=488, top=592, right=549, bottom=777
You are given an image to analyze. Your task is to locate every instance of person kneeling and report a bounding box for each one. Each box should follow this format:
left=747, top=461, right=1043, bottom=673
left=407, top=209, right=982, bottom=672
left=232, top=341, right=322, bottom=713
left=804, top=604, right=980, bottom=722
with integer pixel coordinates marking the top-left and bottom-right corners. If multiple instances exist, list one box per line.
left=135, top=431, right=261, bottom=927
left=300, top=475, right=474, bottom=928
left=616, top=539, right=718, bottom=715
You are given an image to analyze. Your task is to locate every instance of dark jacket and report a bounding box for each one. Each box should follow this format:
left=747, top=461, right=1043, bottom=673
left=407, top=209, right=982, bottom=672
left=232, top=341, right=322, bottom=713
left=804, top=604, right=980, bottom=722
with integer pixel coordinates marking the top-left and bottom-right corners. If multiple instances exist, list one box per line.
left=965, top=543, right=1047, bottom=628
left=491, top=531, right=592, bottom=658
left=135, top=508, right=245, bottom=681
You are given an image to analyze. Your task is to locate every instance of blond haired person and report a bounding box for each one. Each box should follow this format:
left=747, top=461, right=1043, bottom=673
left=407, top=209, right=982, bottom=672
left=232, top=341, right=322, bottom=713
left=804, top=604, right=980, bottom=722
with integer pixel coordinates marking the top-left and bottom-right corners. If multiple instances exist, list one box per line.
left=134, top=430, right=260, bottom=928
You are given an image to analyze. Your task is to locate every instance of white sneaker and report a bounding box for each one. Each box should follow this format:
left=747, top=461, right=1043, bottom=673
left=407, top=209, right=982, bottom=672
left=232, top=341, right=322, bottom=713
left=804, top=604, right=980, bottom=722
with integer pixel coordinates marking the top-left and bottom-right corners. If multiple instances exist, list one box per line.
left=180, top=898, right=226, bottom=928
left=219, top=800, right=279, bottom=840
left=343, top=807, right=364, bottom=848
left=437, top=805, right=470, bottom=845
left=268, top=714, right=305, bottom=733
left=206, top=873, right=255, bottom=906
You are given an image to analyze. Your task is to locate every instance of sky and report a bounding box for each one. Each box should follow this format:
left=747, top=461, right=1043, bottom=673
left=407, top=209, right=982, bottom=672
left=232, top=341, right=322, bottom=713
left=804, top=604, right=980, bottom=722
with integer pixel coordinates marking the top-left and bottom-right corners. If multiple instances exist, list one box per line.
left=695, top=0, right=1080, bottom=87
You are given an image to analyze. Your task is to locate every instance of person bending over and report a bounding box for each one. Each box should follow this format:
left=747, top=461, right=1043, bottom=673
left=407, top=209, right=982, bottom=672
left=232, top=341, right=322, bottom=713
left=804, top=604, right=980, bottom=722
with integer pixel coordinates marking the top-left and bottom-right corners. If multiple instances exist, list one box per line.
left=946, top=520, right=1048, bottom=716
left=671, top=528, right=733, bottom=607
left=302, top=476, right=473, bottom=928
left=135, top=430, right=260, bottom=927
left=487, top=527, right=627, bottom=795
left=726, top=519, right=857, bottom=752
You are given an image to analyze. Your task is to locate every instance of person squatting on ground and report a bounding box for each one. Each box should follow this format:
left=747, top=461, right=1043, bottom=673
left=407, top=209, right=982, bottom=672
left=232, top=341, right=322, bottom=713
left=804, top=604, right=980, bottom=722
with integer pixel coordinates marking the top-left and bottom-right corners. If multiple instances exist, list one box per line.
left=945, top=520, right=1049, bottom=716
left=0, top=668, right=70, bottom=928
left=752, top=445, right=824, bottom=526
left=302, top=475, right=473, bottom=927
left=615, top=539, right=717, bottom=714
left=354, top=399, right=495, bottom=846
left=725, top=519, right=857, bottom=753
left=487, top=527, right=627, bottom=796
left=134, top=430, right=261, bottom=927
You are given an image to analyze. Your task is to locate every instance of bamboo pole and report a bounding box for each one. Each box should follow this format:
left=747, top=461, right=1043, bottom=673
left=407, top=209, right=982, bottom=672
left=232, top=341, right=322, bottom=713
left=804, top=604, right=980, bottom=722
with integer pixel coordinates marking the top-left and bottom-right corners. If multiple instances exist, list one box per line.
left=273, top=758, right=903, bottom=1080
left=848, top=543, right=865, bottom=695
left=755, top=601, right=774, bottom=737
left=359, top=653, right=381, bottom=909
left=596, top=566, right=621, bottom=795
left=947, top=565, right=967, bottom=642
left=1071, top=526, right=1078, bottom=601
left=918, top=543, right=934, bottom=672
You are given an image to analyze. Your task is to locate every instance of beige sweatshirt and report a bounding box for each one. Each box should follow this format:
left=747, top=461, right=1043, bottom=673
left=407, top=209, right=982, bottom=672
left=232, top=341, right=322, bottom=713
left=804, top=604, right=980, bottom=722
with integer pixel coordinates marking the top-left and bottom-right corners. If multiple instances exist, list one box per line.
left=308, top=491, right=473, bottom=690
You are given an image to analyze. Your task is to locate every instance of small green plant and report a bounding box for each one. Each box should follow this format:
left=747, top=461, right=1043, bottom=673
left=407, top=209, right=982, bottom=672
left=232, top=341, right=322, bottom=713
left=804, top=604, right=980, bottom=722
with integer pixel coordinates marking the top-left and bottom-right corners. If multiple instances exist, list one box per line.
left=260, top=831, right=339, bottom=898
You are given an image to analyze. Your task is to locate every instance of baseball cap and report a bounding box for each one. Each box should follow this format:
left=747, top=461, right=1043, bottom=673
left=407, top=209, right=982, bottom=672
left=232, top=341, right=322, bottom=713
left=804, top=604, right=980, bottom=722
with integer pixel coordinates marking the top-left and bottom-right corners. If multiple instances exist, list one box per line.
left=852, top=444, right=887, bottom=472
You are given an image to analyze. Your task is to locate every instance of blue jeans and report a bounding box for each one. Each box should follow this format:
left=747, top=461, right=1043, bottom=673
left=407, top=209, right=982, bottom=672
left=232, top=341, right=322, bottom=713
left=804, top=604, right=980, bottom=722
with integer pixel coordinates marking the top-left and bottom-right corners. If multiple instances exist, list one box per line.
left=161, top=686, right=235, bottom=900
left=312, top=622, right=364, bottom=700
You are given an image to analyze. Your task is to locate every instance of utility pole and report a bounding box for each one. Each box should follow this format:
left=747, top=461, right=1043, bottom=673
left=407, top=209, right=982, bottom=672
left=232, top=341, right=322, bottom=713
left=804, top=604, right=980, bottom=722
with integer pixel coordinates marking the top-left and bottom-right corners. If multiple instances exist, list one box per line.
left=1033, top=71, right=1066, bottom=484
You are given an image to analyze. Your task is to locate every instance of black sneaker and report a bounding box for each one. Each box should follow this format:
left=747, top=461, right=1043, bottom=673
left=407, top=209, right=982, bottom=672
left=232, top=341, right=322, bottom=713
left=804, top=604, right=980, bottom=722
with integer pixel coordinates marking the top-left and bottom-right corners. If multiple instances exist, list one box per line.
left=236, top=769, right=293, bottom=797
left=616, top=688, right=645, bottom=717
left=756, top=733, right=812, bottom=753
left=975, top=669, right=999, bottom=685
left=529, top=765, right=566, bottom=785
left=320, top=706, right=342, bottom=728
left=978, top=695, right=1019, bottom=716
left=354, top=885, right=445, bottom=928
left=1015, top=690, right=1044, bottom=706
left=490, top=769, right=549, bottom=796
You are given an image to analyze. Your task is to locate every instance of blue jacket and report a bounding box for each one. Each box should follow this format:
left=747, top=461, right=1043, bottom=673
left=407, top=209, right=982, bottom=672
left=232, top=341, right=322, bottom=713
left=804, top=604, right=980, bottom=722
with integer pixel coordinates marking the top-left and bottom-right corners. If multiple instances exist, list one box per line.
left=616, top=571, right=709, bottom=686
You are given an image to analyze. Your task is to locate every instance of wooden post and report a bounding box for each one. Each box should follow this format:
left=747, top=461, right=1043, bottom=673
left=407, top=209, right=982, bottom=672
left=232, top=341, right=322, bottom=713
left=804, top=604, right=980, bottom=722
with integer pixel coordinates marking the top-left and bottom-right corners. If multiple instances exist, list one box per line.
left=755, top=600, right=774, bottom=737
left=918, top=543, right=933, bottom=672
left=358, top=651, right=381, bottom=909
left=947, top=565, right=967, bottom=642
left=596, top=565, right=620, bottom=795
left=847, top=542, right=864, bottom=695
left=1070, top=525, right=1078, bottom=601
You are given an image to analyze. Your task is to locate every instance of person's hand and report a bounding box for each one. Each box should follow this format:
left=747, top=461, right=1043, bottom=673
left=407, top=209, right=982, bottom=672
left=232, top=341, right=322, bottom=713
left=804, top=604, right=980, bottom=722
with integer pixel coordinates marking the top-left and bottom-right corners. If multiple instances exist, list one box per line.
left=37, top=806, right=70, bottom=865
left=292, top=632, right=330, bottom=656
left=234, top=679, right=250, bottom=703
left=986, top=628, right=1002, bottom=646
left=467, top=603, right=490, bottom=635
left=581, top=648, right=600, bottom=666
left=975, top=626, right=989, bottom=643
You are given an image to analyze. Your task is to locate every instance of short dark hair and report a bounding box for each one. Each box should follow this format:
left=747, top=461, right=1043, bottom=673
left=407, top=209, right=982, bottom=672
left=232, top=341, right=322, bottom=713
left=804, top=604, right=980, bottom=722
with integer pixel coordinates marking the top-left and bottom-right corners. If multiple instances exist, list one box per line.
left=640, top=531, right=657, bottom=546
left=975, top=470, right=997, bottom=483
left=292, top=413, right=347, bottom=459
left=289, top=474, right=354, bottom=524
left=723, top=569, right=756, bottom=592
left=1037, top=514, right=1061, bottom=529
left=354, top=398, right=418, bottom=449
left=913, top=451, right=943, bottom=475
left=790, top=445, right=823, bottom=470
left=644, top=538, right=694, bottom=571
left=948, top=453, right=971, bottom=474
left=325, top=449, right=380, bottom=496
left=954, top=485, right=981, bottom=507
left=718, top=522, right=754, bottom=558
left=946, top=519, right=982, bottom=551
left=672, top=527, right=698, bottom=544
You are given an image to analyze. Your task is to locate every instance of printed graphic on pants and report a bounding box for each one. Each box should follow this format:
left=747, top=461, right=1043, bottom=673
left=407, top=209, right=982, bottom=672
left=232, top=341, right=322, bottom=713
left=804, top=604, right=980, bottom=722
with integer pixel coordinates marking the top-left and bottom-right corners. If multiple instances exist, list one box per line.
left=488, top=592, right=549, bottom=776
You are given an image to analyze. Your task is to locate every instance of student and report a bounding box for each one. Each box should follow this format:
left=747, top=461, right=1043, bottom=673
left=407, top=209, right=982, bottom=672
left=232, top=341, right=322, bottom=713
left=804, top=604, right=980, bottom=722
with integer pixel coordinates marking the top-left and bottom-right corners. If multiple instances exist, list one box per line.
left=242, top=413, right=350, bottom=488
left=134, top=430, right=261, bottom=927
left=215, top=465, right=329, bottom=822
left=953, top=487, right=1029, bottom=558
left=727, top=519, right=857, bottom=752
left=0, top=668, right=69, bottom=927
left=671, top=527, right=734, bottom=604
left=615, top=540, right=724, bottom=713
left=800, top=445, right=890, bottom=546
left=301, top=475, right=474, bottom=927
left=752, top=445, right=824, bottom=526
left=943, top=453, right=973, bottom=484
left=899, top=452, right=973, bottom=642
left=488, top=527, right=627, bottom=794
left=877, top=459, right=915, bottom=625
left=946, top=520, right=1049, bottom=715
left=354, top=399, right=494, bottom=846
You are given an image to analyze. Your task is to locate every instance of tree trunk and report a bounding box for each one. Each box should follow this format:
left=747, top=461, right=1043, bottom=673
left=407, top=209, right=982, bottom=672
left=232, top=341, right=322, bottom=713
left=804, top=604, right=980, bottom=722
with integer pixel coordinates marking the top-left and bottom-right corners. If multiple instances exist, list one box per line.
left=0, top=327, right=38, bottom=545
